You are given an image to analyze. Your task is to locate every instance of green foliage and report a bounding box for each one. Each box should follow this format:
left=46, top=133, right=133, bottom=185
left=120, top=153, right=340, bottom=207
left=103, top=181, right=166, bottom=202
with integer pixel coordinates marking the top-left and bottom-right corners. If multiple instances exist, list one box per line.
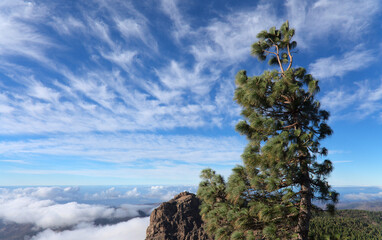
left=198, top=21, right=337, bottom=240
left=310, top=210, right=382, bottom=240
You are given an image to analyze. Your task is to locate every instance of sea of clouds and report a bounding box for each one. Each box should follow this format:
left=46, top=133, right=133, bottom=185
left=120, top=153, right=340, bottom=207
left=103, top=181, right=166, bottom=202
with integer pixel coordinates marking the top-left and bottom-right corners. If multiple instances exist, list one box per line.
left=2, top=185, right=379, bottom=239
left=0, top=185, right=197, bottom=240
left=30, top=218, right=150, bottom=240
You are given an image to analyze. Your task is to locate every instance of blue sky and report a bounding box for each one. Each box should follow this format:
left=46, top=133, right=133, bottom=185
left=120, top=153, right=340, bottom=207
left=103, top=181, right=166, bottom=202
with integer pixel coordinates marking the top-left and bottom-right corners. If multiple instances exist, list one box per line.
left=0, top=0, right=381, bottom=186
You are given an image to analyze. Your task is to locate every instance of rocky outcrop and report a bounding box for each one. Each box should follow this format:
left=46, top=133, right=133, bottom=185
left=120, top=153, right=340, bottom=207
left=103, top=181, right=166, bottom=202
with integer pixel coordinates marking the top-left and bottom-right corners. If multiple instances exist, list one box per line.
left=146, top=192, right=212, bottom=240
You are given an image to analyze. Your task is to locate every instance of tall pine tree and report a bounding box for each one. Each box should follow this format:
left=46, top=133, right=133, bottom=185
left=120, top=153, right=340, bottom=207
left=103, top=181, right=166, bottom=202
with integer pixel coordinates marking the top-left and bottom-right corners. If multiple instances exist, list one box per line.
left=198, top=21, right=338, bottom=240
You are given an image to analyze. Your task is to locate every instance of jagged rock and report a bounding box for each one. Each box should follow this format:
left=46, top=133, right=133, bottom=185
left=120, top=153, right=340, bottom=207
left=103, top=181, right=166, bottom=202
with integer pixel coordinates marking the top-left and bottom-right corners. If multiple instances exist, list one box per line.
left=146, top=191, right=212, bottom=240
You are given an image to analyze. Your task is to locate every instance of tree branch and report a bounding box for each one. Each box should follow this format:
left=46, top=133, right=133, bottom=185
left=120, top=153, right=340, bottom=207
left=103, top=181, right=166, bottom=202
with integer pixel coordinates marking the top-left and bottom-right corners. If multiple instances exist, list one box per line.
left=263, top=50, right=277, bottom=55
left=274, top=45, right=285, bottom=75
left=286, top=44, right=293, bottom=71
left=282, top=122, right=298, bottom=129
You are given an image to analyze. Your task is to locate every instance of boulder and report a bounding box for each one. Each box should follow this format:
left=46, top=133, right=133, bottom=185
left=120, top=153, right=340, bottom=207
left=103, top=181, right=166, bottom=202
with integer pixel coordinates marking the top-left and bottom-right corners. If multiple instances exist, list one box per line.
left=146, top=192, right=211, bottom=240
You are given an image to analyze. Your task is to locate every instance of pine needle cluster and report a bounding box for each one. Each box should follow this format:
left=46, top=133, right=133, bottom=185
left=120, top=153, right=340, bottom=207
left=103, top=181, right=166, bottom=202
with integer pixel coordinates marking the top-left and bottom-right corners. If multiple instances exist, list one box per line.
left=198, top=21, right=338, bottom=240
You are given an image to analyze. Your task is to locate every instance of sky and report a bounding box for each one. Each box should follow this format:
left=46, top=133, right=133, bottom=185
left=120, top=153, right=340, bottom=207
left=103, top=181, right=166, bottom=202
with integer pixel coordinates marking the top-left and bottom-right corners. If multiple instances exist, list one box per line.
left=0, top=0, right=381, bottom=186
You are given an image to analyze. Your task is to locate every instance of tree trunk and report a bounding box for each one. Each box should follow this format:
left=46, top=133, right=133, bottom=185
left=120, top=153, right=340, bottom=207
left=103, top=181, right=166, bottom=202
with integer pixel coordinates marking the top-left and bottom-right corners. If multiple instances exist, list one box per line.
left=297, top=164, right=311, bottom=240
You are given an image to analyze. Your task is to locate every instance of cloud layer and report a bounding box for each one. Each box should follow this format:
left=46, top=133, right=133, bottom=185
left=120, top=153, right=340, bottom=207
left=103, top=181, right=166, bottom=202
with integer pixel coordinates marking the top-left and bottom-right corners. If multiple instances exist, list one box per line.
left=30, top=217, right=150, bottom=240
left=0, top=185, right=205, bottom=239
left=0, top=187, right=153, bottom=229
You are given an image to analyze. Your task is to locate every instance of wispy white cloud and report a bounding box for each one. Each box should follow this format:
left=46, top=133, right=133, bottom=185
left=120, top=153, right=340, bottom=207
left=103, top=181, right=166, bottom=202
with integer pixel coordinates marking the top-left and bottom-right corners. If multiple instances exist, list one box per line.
left=0, top=69, right=224, bottom=134
left=0, top=1, right=52, bottom=63
left=154, top=1, right=280, bottom=129
left=155, top=60, right=219, bottom=96
left=50, top=16, right=86, bottom=36
left=0, top=160, right=29, bottom=164
left=332, top=160, right=352, bottom=164
left=100, top=50, right=138, bottom=71
left=0, top=133, right=243, bottom=164
left=329, top=150, right=350, bottom=155
left=28, top=80, right=61, bottom=103
left=309, top=46, right=375, bottom=79
left=10, top=164, right=234, bottom=186
left=0, top=0, right=378, bottom=136
left=286, top=0, right=380, bottom=48
left=160, top=0, right=191, bottom=41
left=320, top=89, right=360, bottom=112
left=320, top=80, right=382, bottom=121
left=191, top=3, right=279, bottom=65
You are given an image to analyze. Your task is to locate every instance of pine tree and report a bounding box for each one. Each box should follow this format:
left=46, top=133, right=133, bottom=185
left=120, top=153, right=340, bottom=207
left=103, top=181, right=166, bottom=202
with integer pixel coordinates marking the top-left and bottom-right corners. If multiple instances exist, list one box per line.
left=198, top=21, right=338, bottom=240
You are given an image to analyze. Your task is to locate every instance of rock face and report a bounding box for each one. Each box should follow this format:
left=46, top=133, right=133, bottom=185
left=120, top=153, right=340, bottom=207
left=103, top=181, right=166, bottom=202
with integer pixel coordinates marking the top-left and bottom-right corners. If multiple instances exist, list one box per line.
left=146, top=192, right=212, bottom=240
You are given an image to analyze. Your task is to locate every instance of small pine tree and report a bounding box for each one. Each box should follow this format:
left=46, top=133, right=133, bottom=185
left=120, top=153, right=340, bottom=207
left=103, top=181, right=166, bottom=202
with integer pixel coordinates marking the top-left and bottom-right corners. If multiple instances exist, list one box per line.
left=198, top=21, right=338, bottom=240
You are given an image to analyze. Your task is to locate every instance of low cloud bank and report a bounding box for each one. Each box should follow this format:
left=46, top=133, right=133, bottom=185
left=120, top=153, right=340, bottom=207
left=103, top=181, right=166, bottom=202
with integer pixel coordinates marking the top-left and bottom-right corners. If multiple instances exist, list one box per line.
left=0, top=187, right=154, bottom=230
left=30, top=217, right=150, bottom=240
left=0, top=186, right=196, bottom=239
left=0, top=186, right=81, bottom=202
left=344, top=192, right=382, bottom=201
left=0, top=185, right=197, bottom=205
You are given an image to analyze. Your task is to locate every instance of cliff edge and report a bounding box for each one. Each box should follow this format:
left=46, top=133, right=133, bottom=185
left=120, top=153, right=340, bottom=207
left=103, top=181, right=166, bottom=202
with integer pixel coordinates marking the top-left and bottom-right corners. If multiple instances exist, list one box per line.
left=145, top=191, right=211, bottom=240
